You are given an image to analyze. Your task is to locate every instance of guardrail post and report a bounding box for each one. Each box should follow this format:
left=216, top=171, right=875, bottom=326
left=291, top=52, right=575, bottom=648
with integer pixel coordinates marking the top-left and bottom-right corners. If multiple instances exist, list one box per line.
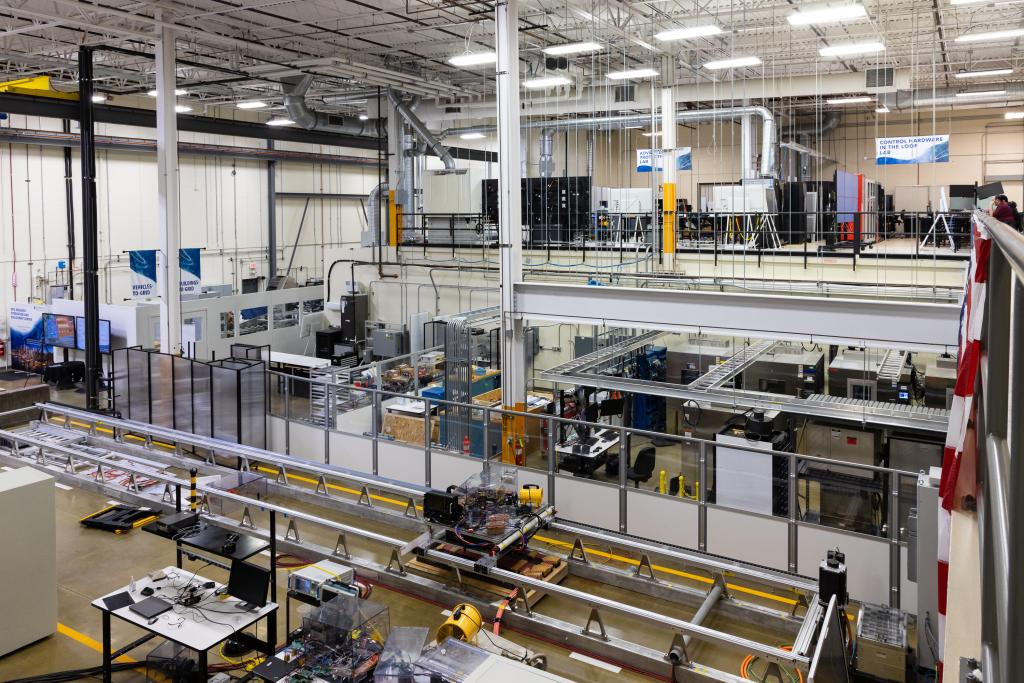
left=888, top=472, right=901, bottom=608
left=482, top=407, right=490, bottom=477
left=424, top=399, right=432, bottom=487
left=323, top=383, right=330, bottom=465
left=619, top=426, right=628, bottom=533
left=547, top=415, right=556, bottom=505
left=698, top=442, right=708, bottom=552
left=372, top=389, right=380, bottom=476
left=284, top=374, right=291, bottom=455
left=788, top=452, right=798, bottom=573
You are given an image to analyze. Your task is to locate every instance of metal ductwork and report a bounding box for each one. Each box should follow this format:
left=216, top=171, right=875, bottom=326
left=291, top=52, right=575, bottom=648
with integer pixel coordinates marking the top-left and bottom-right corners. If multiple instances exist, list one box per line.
left=879, top=84, right=1024, bottom=110
left=538, top=128, right=555, bottom=178
left=442, top=106, right=778, bottom=177
left=783, top=111, right=841, bottom=182
left=386, top=88, right=457, bottom=171
left=282, top=75, right=383, bottom=136
left=367, top=181, right=388, bottom=246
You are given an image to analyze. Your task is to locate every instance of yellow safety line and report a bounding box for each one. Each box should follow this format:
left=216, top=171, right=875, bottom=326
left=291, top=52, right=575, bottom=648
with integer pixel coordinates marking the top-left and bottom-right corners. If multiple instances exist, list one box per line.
left=57, top=622, right=137, bottom=664
left=51, top=420, right=798, bottom=608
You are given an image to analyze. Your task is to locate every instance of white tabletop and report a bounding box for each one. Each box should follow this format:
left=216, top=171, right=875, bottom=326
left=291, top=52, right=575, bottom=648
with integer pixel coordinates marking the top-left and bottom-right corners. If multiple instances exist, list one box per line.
left=92, top=565, right=277, bottom=652
left=268, top=351, right=331, bottom=369
left=385, top=398, right=429, bottom=415
left=555, top=428, right=620, bottom=460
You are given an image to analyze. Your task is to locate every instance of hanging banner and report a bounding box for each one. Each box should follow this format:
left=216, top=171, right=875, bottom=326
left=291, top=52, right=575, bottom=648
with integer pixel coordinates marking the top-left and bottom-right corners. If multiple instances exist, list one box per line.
left=7, top=303, right=47, bottom=373
left=875, top=135, right=949, bottom=165
left=179, top=248, right=201, bottom=295
left=636, top=147, right=693, bottom=172
left=129, top=249, right=157, bottom=299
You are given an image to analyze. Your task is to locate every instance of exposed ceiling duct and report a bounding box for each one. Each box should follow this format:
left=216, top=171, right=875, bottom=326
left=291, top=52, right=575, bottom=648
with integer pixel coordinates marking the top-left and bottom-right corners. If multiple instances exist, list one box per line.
left=387, top=88, right=458, bottom=172
left=441, top=106, right=778, bottom=177
left=879, top=84, right=1024, bottom=110
left=282, top=75, right=383, bottom=137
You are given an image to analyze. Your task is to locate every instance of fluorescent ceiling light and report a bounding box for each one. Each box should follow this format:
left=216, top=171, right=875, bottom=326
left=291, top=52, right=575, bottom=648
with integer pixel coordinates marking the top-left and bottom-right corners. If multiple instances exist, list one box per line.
left=358, top=114, right=369, bottom=121
left=827, top=96, right=873, bottom=103
left=1004, top=111, right=1024, bottom=119
left=641, top=131, right=662, bottom=137
left=955, top=89, right=1007, bottom=97
left=819, top=41, right=885, bottom=57
left=543, top=41, right=602, bottom=55
left=787, top=4, right=867, bottom=26
left=654, top=25, right=722, bottom=41
left=448, top=52, right=497, bottom=67
left=955, top=68, right=1013, bottom=78
left=174, top=105, right=192, bottom=113
left=607, top=68, right=659, bottom=79
left=523, top=75, right=573, bottom=88
left=147, top=88, right=187, bottom=97
left=703, top=56, right=761, bottom=70
left=955, top=28, right=1024, bottom=42
left=460, top=132, right=486, bottom=140
left=91, top=94, right=107, bottom=103
left=266, top=118, right=295, bottom=126
left=875, top=106, right=890, bottom=113
left=236, top=101, right=267, bottom=109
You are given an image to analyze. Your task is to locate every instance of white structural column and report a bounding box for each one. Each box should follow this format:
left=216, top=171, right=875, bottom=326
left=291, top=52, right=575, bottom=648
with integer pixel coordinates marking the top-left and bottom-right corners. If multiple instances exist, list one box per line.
left=155, top=20, right=182, bottom=354
left=495, top=0, right=526, bottom=420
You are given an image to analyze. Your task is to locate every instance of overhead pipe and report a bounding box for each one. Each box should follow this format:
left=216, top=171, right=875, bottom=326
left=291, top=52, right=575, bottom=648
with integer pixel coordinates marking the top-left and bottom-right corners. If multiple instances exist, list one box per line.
left=441, top=106, right=778, bottom=177
left=784, top=111, right=841, bottom=182
left=879, top=83, right=1024, bottom=109
left=386, top=88, right=457, bottom=171
left=538, top=128, right=555, bottom=178
left=586, top=129, right=595, bottom=179
left=282, top=74, right=383, bottom=136
left=367, top=182, right=388, bottom=247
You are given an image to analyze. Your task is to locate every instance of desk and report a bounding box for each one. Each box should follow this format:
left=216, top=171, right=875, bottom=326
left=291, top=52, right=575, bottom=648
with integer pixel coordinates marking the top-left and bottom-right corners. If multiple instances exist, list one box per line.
left=92, top=566, right=278, bottom=682
left=555, top=428, right=620, bottom=477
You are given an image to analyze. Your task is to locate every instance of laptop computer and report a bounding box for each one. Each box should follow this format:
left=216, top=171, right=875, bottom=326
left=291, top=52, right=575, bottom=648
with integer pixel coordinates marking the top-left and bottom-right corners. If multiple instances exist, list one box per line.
left=102, top=591, right=134, bottom=611
left=129, top=596, right=172, bottom=620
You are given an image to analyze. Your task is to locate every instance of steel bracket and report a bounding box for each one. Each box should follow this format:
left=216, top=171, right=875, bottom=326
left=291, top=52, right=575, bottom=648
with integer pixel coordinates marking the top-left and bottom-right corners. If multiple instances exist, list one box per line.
left=197, top=495, right=211, bottom=515
left=333, top=533, right=350, bottom=559
left=239, top=506, right=255, bottom=529
left=569, top=537, right=589, bottom=563
left=316, top=475, right=329, bottom=496
left=582, top=607, right=609, bottom=641
left=128, top=473, right=140, bottom=493
left=162, top=484, right=174, bottom=504
left=277, top=465, right=289, bottom=486
left=358, top=486, right=373, bottom=507
left=285, top=518, right=301, bottom=542
left=634, top=553, right=657, bottom=581
left=404, top=497, right=418, bottom=518
left=386, top=549, right=406, bottom=575
left=669, top=633, right=691, bottom=666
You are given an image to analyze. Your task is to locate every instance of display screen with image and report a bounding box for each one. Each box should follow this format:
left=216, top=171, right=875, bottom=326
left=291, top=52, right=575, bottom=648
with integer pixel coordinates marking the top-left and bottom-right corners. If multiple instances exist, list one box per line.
left=75, top=317, right=112, bottom=354
left=42, top=313, right=77, bottom=349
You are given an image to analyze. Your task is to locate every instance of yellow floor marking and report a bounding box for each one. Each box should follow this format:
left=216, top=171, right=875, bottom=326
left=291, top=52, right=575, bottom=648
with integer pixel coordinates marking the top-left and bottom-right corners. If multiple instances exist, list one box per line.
left=57, top=622, right=137, bottom=664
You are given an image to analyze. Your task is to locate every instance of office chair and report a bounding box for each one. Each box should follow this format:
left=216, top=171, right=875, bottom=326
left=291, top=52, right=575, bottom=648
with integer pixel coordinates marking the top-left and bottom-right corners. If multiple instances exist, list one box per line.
left=605, top=450, right=627, bottom=477
left=668, top=475, right=681, bottom=497
left=627, top=447, right=656, bottom=488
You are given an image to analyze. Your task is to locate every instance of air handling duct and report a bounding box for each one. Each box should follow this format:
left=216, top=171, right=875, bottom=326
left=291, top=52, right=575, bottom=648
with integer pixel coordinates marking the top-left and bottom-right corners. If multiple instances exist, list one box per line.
left=282, top=75, right=383, bottom=136
left=879, top=84, right=1024, bottom=110
left=387, top=88, right=458, bottom=172
left=785, top=111, right=841, bottom=181
left=442, top=106, right=778, bottom=177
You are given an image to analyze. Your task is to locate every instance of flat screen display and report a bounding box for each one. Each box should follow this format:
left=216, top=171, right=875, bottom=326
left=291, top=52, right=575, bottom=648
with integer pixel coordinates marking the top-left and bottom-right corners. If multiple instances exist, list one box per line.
left=43, top=313, right=77, bottom=349
left=75, top=317, right=112, bottom=354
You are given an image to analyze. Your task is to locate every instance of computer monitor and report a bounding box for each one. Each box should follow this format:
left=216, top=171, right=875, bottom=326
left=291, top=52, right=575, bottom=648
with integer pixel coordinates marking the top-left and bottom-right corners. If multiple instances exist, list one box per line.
left=75, top=317, right=111, bottom=353
left=42, top=313, right=76, bottom=349
left=228, top=559, right=271, bottom=609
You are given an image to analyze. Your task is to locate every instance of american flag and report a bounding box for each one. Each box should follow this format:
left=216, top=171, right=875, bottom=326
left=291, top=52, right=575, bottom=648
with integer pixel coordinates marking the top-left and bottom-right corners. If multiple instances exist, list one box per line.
left=937, top=216, right=991, bottom=679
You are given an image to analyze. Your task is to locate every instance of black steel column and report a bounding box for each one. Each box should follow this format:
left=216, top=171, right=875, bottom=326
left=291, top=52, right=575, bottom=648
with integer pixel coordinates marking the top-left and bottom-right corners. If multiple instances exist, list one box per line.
left=267, top=139, right=277, bottom=281
left=62, top=119, right=76, bottom=298
left=78, top=47, right=100, bottom=410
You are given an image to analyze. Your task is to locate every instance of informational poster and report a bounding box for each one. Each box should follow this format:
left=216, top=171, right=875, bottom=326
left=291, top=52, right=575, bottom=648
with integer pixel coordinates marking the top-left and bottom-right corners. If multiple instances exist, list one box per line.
left=7, top=303, right=47, bottom=373
left=636, top=147, right=693, bottom=172
left=876, top=135, right=949, bottom=165
left=178, top=248, right=202, bottom=295
left=129, top=248, right=201, bottom=297
left=129, top=249, right=157, bottom=299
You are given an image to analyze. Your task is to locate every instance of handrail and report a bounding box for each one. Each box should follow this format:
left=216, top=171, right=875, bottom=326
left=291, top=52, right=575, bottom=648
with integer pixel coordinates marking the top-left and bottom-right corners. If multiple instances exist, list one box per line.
left=973, top=209, right=1024, bottom=282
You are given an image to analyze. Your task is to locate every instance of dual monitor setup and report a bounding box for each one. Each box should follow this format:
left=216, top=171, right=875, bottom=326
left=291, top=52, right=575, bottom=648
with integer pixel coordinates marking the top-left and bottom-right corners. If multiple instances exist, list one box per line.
left=42, top=312, right=112, bottom=354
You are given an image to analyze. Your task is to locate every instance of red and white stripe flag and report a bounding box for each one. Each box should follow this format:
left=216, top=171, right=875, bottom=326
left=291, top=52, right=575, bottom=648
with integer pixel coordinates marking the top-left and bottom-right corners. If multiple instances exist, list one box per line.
left=936, top=217, right=991, bottom=679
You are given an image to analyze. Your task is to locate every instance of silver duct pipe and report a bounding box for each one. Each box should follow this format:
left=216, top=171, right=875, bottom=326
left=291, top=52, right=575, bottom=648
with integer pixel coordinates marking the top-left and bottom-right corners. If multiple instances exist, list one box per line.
left=400, top=133, right=415, bottom=213
left=586, top=129, right=595, bottom=179
left=442, top=106, right=778, bottom=177
left=880, top=83, right=1024, bottom=109
left=741, top=114, right=755, bottom=179
left=367, top=181, right=387, bottom=246
left=784, top=111, right=840, bottom=182
left=538, top=128, right=555, bottom=178
left=387, top=88, right=457, bottom=171
left=320, top=89, right=379, bottom=106
left=520, top=135, right=528, bottom=176
left=282, top=75, right=383, bottom=136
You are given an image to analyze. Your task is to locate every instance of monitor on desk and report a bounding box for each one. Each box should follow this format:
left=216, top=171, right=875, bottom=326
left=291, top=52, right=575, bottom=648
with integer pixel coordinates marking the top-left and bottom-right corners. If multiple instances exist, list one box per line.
left=228, top=559, right=270, bottom=609
left=599, top=398, right=624, bottom=417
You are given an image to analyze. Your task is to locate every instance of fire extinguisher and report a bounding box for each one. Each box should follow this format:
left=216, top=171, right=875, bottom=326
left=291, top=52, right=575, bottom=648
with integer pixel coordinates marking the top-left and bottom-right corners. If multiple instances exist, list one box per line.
left=0, top=338, right=6, bottom=358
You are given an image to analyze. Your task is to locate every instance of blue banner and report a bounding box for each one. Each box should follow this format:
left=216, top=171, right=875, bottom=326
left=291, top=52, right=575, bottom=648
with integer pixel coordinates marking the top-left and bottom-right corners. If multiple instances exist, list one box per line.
left=876, top=135, right=949, bottom=165
left=179, top=248, right=201, bottom=295
left=129, top=249, right=157, bottom=299
left=637, top=147, right=693, bottom=172
left=7, top=303, right=47, bottom=373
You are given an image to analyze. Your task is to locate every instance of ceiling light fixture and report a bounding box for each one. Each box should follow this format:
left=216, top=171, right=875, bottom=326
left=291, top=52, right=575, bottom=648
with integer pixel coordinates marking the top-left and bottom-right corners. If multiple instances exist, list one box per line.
left=819, top=41, right=885, bottom=57
left=955, top=28, right=1024, bottom=42
left=91, top=94, right=107, bottom=103
left=1004, top=111, right=1024, bottom=119
left=955, top=89, right=1007, bottom=97
left=266, top=118, right=295, bottom=126
left=641, top=131, right=662, bottom=137
left=955, top=68, right=1013, bottom=78
left=875, top=106, right=890, bottom=113
left=607, top=68, right=660, bottom=79
left=787, top=4, right=867, bottom=26
left=460, top=132, right=486, bottom=140
left=358, top=114, right=369, bottom=121
left=654, top=25, right=722, bottom=41
left=236, top=101, right=267, bottom=109
left=543, top=41, right=602, bottom=55
left=523, top=75, right=573, bottom=88
left=826, top=96, right=873, bottom=103
left=703, top=56, right=761, bottom=70
left=174, top=105, right=192, bottom=113
left=448, top=52, right=497, bottom=67
left=148, top=88, right=187, bottom=97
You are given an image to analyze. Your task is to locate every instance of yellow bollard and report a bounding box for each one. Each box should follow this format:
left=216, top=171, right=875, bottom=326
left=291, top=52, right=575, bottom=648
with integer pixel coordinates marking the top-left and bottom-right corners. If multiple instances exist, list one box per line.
left=659, top=470, right=667, bottom=494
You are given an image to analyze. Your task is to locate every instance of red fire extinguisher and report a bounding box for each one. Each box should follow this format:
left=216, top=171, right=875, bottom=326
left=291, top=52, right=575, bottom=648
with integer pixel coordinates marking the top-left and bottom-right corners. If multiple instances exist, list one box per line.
left=0, top=339, right=6, bottom=358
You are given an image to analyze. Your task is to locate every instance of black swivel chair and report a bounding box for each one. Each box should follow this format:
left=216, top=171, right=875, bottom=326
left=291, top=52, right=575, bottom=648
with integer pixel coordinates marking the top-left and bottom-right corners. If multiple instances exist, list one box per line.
left=626, top=447, right=657, bottom=488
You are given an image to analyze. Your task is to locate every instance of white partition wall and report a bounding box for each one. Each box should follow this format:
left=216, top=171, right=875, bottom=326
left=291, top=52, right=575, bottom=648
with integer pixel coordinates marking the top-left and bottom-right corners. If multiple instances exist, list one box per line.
left=431, top=451, right=484, bottom=490
left=378, top=440, right=425, bottom=485
left=627, top=490, right=699, bottom=549
left=554, top=475, right=620, bottom=529
left=797, top=524, right=891, bottom=605
left=329, top=431, right=374, bottom=473
left=707, top=507, right=789, bottom=571
left=268, top=415, right=287, bottom=454
left=289, top=421, right=326, bottom=462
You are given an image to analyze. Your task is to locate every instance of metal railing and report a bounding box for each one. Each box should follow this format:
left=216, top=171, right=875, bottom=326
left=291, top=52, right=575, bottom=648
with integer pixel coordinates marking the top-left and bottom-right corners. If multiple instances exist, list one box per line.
left=972, top=210, right=1024, bottom=683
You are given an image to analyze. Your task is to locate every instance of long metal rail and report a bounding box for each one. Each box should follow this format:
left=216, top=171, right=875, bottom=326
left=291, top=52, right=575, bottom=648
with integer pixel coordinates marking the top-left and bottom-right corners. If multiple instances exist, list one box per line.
left=686, top=339, right=779, bottom=390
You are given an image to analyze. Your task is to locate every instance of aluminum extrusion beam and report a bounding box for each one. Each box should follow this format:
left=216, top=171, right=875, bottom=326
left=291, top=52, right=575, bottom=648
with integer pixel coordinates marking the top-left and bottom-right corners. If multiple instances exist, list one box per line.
left=550, top=330, right=666, bottom=375
left=687, top=340, right=779, bottom=390
left=514, top=282, right=961, bottom=353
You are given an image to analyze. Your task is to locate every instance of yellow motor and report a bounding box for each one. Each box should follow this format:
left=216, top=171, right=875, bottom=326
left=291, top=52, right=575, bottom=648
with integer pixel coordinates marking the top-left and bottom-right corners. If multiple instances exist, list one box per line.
left=436, top=603, right=482, bottom=643
left=519, top=484, right=543, bottom=507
